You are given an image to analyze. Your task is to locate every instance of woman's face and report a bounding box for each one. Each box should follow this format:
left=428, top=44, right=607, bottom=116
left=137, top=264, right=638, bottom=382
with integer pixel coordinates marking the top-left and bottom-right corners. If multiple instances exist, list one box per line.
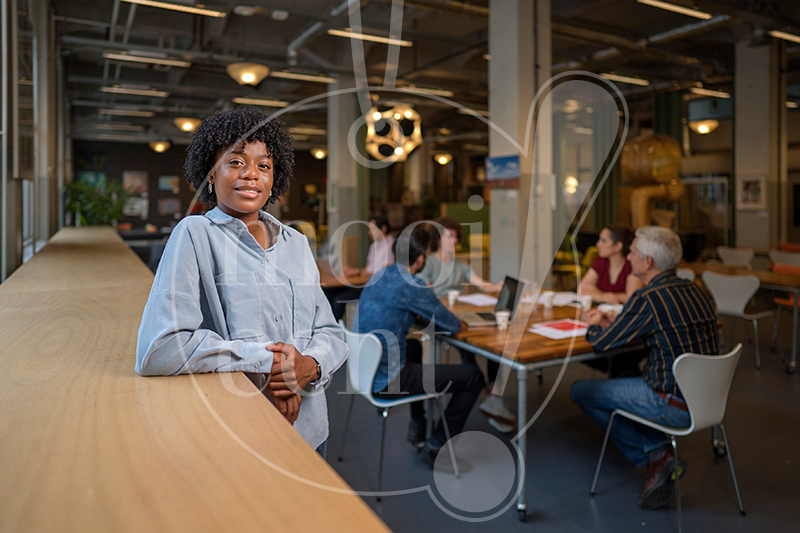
left=441, top=228, right=459, bottom=254
left=210, top=140, right=273, bottom=223
left=596, top=228, right=623, bottom=259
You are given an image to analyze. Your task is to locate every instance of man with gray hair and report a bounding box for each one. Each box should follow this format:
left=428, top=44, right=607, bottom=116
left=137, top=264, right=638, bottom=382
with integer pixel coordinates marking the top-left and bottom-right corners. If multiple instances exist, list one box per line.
left=570, top=226, right=719, bottom=510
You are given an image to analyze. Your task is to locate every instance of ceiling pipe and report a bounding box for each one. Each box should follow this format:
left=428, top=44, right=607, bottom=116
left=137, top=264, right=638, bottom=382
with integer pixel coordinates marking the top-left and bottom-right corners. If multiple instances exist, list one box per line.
left=113, top=3, right=138, bottom=82
left=286, top=0, right=357, bottom=67
left=101, top=0, right=121, bottom=83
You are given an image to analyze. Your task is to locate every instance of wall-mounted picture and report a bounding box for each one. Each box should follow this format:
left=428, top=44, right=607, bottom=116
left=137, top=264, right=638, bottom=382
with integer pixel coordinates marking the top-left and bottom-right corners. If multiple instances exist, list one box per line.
left=737, top=174, right=767, bottom=210
left=158, top=175, right=180, bottom=193
left=76, top=171, right=106, bottom=187
left=123, top=170, right=149, bottom=195
left=158, top=198, right=181, bottom=218
left=123, top=197, right=149, bottom=218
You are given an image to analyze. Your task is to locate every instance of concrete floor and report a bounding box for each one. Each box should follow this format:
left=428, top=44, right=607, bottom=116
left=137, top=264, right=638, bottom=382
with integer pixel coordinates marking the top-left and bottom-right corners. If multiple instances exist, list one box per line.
left=325, top=313, right=800, bottom=532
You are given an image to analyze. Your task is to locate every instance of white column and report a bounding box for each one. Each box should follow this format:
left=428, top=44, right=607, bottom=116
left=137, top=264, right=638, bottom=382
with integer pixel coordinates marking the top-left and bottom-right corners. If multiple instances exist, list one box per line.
left=734, top=41, right=787, bottom=248
left=488, top=0, right=552, bottom=284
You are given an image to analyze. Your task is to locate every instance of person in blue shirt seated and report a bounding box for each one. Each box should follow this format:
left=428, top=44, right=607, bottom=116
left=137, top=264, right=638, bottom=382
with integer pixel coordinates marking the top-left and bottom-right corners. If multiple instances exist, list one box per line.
left=355, top=226, right=484, bottom=467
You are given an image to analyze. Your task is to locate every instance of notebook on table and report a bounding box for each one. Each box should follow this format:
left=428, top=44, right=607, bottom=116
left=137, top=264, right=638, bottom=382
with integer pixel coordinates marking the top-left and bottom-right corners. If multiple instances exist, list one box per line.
left=459, top=276, right=523, bottom=327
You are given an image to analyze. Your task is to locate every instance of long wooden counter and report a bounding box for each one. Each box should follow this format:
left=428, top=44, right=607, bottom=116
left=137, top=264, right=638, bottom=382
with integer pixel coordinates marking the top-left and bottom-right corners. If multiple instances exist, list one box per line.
left=0, top=227, right=390, bottom=532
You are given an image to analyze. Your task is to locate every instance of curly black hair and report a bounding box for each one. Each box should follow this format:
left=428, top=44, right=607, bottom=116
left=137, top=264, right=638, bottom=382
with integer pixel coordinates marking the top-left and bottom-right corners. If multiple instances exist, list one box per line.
left=183, top=106, right=295, bottom=207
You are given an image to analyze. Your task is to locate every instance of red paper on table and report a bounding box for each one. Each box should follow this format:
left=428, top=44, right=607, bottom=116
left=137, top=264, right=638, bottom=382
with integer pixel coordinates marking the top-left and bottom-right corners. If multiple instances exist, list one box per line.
left=529, top=319, right=589, bottom=340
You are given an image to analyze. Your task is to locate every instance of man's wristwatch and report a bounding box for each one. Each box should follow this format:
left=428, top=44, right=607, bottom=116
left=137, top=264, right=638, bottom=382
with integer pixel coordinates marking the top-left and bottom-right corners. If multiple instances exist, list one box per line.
left=310, top=360, right=322, bottom=385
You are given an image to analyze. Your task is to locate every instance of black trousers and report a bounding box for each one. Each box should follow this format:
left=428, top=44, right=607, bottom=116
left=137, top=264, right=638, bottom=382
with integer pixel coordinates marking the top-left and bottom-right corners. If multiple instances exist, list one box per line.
left=376, top=339, right=484, bottom=444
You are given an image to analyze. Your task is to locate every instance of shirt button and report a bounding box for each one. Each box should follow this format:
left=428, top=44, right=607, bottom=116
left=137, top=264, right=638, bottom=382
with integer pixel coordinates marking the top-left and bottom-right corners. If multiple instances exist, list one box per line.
left=273, top=283, right=278, bottom=288
left=275, top=315, right=282, bottom=322
left=261, top=259, right=266, bottom=264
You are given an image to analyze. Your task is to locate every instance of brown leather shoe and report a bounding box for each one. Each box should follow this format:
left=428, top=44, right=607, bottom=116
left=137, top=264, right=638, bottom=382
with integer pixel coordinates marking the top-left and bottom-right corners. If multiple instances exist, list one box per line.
left=638, top=448, right=688, bottom=510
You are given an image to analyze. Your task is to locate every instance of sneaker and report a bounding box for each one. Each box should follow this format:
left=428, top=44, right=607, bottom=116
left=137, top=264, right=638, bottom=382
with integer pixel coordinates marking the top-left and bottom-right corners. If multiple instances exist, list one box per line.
left=487, top=416, right=516, bottom=434
left=418, top=442, right=440, bottom=469
left=638, top=449, right=689, bottom=510
left=479, top=395, right=518, bottom=425
left=407, top=419, right=426, bottom=448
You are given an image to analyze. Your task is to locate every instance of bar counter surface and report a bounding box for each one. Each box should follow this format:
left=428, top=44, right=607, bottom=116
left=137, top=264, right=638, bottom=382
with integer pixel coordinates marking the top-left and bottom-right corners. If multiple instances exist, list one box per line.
left=0, top=227, right=390, bottom=533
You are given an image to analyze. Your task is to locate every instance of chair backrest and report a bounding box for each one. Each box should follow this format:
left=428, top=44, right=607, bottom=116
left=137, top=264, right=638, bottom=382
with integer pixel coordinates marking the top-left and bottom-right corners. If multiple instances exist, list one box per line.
left=769, top=250, right=800, bottom=268
left=780, top=242, right=800, bottom=253
left=673, top=344, right=742, bottom=432
left=717, top=246, right=754, bottom=265
left=701, top=271, right=760, bottom=316
left=340, top=321, right=384, bottom=402
left=774, top=264, right=800, bottom=276
left=675, top=268, right=696, bottom=282
left=582, top=246, right=599, bottom=270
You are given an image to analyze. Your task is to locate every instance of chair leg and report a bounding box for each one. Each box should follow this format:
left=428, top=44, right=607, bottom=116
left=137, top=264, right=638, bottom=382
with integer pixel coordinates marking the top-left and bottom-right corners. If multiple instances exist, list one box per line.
left=337, top=395, right=355, bottom=462
left=376, top=409, right=389, bottom=502
left=729, top=318, right=735, bottom=350
left=772, top=307, right=782, bottom=352
left=671, top=436, right=682, bottom=533
left=752, top=319, right=761, bottom=370
left=437, top=396, right=460, bottom=478
left=590, top=412, right=616, bottom=495
left=719, top=424, right=746, bottom=516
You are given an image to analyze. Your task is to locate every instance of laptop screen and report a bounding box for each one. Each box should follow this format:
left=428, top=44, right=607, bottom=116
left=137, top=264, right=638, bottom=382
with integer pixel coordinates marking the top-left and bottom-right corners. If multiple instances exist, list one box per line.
left=495, top=276, right=521, bottom=316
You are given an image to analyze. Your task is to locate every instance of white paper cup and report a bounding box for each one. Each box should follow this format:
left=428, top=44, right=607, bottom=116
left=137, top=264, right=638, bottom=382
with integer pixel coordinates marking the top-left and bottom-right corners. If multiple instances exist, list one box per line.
left=541, top=290, right=555, bottom=309
left=495, top=310, right=511, bottom=330
left=447, top=290, right=461, bottom=306
left=581, top=294, right=593, bottom=312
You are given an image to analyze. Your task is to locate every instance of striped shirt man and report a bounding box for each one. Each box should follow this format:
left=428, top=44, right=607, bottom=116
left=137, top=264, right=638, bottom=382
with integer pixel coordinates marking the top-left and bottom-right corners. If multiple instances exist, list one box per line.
left=586, top=270, right=719, bottom=397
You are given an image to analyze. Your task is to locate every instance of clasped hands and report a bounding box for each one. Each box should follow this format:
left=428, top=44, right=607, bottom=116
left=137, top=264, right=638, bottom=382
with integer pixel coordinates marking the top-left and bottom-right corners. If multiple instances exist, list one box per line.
left=264, top=342, right=319, bottom=426
left=587, top=308, right=614, bottom=328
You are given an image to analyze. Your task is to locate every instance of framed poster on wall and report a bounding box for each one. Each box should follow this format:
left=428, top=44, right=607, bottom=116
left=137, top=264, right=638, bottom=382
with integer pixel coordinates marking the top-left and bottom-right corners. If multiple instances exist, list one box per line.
left=736, top=174, right=767, bottom=210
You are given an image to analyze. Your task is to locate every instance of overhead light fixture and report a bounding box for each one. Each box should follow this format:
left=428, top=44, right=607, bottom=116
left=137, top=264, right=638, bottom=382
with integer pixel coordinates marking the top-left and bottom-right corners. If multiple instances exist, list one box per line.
left=689, top=87, right=730, bottom=99
left=271, top=9, right=290, bottom=21
left=103, top=52, right=191, bottom=68
left=18, top=78, right=33, bottom=86
left=458, top=108, right=490, bottom=118
left=289, top=126, right=327, bottom=136
left=403, top=85, right=454, bottom=97
left=97, top=133, right=138, bottom=141
left=232, top=97, right=288, bottom=107
left=311, top=148, right=327, bottom=160
left=688, top=119, right=719, bottom=134
left=636, top=0, right=712, bottom=20
left=327, top=28, right=412, bottom=47
left=787, top=101, right=799, bottom=109
left=565, top=176, right=579, bottom=195
left=227, top=62, right=270, bottom=85
left=149, top=140, right=172, bottom=153
left=120, top=0, right=226, bottom=18
left=572, top=126, right=593, bottom=135
left=434, top=153, right=453, bottom=165
left=96, top=123, right=145, bottom=131
left=483, top=54, right=491, bottom=60
left=100, top=109, right=155, bottom=117
left=270, top=71, right=335, bottom=84
left=601, top=73, right=650, bottom=86
left=769, top=30, right=800, bottom=45
left=173, top=117, right=202, bottom=133
left=100, top=85, right=169, bottom=97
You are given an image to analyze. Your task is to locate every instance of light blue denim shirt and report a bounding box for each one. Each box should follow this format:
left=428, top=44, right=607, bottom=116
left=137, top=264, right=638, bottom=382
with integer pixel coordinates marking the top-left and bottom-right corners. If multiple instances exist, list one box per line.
left=136, top=207, right=347, bottom=449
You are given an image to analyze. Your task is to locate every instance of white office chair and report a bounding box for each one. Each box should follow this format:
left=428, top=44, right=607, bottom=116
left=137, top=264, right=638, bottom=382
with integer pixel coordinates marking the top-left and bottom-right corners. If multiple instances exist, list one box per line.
left=337, top=322, right=460, bottom=500
left=768, top=250, right=800, bottom=268
left=702, top=271, right=779, bottom=369
left=675, top=268, right=695, bottom=282
left=717, top=246, right=754, bottom=266
left=590, top=344, right=745, bottom=533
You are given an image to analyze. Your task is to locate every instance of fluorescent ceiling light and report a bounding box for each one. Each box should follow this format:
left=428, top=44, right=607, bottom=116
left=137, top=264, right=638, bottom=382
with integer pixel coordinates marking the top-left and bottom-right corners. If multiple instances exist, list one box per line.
left=18, top=78, right=33, bottom=86
left=457, top=108, right=490, bottom=117
left=270, top=71, right=336, bottom=84
left=97, top=133, right=138, bottom=141
left=786, top=101, right=799, bottom=109
left=689, top=87, right=730, bottom=99
left=96, top=123, right=145, bottom=131
left=327, top=28, right=412, bottom=47
left=769, top=30, right=800, bottom=45
left=601, top=73, right=650, bottom=86
left=289, top=126, right=327, bottom=136
left=103, top=52, right=191, bottom=68
left=636, top=0, right=711, bottom=20
left=100, top=86, right=169, bottom=97
left=232, top=97, right=288, bottom=107
left=100, top=109, right=155, bottom=117
left=120, top=0, right=226, bottom=18
left=403, top=86, right=454, bottom=97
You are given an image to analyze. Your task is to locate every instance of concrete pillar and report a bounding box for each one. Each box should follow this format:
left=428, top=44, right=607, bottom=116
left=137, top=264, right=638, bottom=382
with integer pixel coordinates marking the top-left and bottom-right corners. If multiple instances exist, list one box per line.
left=488, top=0, right=552, bottom=284
left=734, top=41, right=787, bottom=248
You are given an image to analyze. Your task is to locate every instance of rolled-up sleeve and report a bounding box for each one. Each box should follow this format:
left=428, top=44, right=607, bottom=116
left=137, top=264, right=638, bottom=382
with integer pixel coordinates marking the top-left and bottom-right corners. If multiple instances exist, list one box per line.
left=408, top=284, right=462, bottom=335
left=135, top=224, right=274, bottom=376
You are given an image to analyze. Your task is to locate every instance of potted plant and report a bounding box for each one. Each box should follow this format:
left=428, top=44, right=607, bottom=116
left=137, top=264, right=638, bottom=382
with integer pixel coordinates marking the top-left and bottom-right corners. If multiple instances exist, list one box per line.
left=64, top=178, right=130, bottom=227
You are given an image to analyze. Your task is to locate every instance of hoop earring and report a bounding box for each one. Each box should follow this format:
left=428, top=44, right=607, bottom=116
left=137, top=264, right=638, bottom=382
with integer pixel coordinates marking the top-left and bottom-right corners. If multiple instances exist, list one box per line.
left=208, top=182, right=213, bottom=194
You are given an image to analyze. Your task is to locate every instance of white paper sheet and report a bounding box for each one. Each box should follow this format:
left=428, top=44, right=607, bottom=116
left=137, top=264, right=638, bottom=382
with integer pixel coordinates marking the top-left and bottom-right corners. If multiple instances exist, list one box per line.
left=457, top=293, right=499, bottom=307
left=552, top=292, right=581, bottom=307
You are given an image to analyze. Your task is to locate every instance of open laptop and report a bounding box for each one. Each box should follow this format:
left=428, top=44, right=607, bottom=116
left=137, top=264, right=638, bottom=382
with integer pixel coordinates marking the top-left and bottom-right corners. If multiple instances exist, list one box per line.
left=459, top=276, right=523, bottom=327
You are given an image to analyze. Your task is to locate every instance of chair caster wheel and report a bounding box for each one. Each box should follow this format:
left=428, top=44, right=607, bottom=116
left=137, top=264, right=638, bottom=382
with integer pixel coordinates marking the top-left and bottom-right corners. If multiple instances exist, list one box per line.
left=713, top=443, right=727, bottom=457
left=740, top=510, right=746, bottom=516
left=376, top=496, right=382, bottom=503
left=518, top=510, right=527, bottom=522
left=787, top=364, right=796, bottom=375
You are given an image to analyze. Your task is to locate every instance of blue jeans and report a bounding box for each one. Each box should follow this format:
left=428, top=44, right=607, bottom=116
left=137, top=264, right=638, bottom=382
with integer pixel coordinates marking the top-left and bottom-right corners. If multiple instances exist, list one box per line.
left=316, top=439, right=328, bottom=460
left=570, top=378, right=691, bottom=468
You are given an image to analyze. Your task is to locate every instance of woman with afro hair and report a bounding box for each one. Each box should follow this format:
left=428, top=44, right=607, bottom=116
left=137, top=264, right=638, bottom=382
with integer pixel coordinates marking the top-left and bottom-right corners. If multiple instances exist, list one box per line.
left=136, top=106, right=348, bottom=458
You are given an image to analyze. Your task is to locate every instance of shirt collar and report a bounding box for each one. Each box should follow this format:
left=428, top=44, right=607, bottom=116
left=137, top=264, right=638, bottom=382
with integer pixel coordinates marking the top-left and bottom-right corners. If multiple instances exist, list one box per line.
left=204, top=206, right=284, bottom=240
left=648, top=270, right=676, bottom=286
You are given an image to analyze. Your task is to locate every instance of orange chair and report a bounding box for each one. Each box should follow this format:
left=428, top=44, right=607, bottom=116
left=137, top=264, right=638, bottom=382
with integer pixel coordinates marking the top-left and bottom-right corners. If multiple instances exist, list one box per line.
left=780, top=242, right=800, bottom=253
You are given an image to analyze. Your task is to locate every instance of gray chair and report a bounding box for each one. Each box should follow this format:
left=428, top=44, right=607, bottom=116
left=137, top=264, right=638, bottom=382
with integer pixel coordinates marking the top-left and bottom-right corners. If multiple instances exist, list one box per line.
left=337, top=322, right=460, bottom=500
left=717, top=246, right=754, bottom=266
left=590, top=344, right=746, bottom=533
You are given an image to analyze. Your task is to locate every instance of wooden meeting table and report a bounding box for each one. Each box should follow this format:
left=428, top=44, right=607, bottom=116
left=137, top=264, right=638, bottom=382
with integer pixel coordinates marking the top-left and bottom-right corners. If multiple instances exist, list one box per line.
left=440, top=299, right=640, bottom=522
